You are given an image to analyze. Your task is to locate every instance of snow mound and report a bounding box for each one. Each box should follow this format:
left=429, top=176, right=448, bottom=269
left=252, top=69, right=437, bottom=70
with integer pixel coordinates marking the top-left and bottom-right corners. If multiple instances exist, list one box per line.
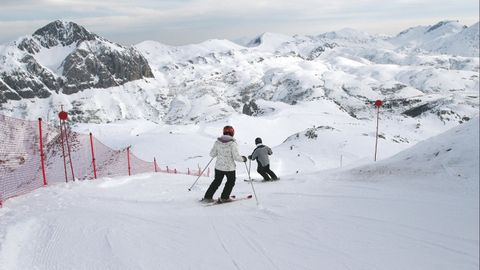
left=348, top=117, right=479, bottom=192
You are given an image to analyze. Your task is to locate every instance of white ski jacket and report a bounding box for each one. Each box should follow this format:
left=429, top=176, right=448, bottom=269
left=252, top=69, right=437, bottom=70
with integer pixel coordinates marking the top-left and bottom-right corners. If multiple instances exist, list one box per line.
left=210, top=135, right=245, bottom=171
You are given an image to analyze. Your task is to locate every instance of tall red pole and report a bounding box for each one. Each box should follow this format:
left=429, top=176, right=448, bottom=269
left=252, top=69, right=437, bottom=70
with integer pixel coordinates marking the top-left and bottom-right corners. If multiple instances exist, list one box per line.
left=89, top=133, right=97, bottom=179
left=59, top=120, right=68, bottom=183
left=58, top=108, right=69, bottom=182
left=374, top=106, right=379, bottom=161
left=38, top=118, right=47, bottom=186
left=127, top=146, right=131, bottom=176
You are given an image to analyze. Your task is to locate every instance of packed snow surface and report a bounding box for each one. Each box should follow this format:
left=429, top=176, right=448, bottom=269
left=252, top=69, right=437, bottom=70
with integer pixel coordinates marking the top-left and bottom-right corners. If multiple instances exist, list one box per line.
left=0, top=118, right=478, bottom=270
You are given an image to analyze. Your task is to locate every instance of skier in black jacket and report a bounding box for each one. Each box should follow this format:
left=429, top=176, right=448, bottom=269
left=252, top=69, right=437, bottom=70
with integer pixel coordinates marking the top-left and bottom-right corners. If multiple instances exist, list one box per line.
left=248, top=137, right=278, bottom=181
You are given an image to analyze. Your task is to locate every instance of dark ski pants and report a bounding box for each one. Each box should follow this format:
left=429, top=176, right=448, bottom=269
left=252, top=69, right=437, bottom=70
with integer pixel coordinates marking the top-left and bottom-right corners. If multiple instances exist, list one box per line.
left=204, top=169, right=236, bottom=200
left=257, top=164, right=277, bottom=181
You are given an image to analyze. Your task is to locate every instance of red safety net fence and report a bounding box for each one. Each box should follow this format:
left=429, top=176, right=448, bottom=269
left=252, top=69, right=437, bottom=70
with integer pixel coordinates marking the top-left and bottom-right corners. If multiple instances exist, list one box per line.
left=0, top=114, right=210, bottom=206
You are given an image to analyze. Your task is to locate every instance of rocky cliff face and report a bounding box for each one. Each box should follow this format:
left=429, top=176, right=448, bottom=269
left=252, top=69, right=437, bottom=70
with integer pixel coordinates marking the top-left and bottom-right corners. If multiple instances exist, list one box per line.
left=32, top=20, right=98, bottom=48
left=0, top=20, right=153, bottom=101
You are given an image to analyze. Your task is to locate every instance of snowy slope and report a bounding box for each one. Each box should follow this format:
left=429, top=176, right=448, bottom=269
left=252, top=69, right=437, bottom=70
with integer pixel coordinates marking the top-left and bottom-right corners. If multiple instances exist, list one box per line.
left=0, top=114, right=478, bottom=270
left=1, top=21, right=478, bottom=178
left=73, top=96, right=470, bottom=178
left=437, top=22, right=480, bottom=57
left=340, top=117, right=479, bottom=190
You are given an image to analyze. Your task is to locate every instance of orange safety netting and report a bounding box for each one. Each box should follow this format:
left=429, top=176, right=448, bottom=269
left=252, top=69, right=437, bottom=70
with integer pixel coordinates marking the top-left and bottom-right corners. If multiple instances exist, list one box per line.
left=0, top=115, right=208, bottom=206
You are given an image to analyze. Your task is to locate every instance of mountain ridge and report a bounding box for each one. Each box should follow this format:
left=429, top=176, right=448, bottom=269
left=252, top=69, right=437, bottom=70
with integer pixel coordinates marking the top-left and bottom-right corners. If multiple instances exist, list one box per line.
left=0, top=20, right=478, bottom=127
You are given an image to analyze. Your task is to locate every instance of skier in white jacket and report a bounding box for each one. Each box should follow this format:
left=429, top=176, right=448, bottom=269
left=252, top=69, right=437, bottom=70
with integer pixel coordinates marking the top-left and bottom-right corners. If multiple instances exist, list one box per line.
left=202, top=126, right=247, bottom=203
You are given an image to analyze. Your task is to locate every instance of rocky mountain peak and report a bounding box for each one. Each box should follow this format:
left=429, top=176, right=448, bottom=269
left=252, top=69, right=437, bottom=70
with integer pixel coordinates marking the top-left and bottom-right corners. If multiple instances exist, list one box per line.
left=1, top=20, right=154, bottom=103
left=425, top=20, right=464, bottom=33
left=32, top=20, right=98, bottom=48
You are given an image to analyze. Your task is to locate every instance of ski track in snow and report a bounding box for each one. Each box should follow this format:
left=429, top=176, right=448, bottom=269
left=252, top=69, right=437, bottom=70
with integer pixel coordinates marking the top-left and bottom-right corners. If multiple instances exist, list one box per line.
left=210, top=221, right=242, bottom=270
left=0, top=172, right=478, bottom=270
left=0, top=120, right=478, bottom=270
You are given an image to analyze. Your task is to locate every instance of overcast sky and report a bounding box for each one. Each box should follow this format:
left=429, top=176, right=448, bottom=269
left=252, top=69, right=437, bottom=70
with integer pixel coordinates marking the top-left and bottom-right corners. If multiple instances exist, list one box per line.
left=0, top=0, right=478, bottom=46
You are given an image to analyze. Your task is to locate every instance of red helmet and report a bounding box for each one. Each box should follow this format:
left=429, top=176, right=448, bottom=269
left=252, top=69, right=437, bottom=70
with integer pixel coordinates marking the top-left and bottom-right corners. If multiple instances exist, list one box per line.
left=223, top=125, right=235, bottom=136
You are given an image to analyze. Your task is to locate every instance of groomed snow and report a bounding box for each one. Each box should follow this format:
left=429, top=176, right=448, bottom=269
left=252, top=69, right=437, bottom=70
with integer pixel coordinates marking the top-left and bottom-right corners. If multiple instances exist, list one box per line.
left=0, top=118, right=478, bottom=270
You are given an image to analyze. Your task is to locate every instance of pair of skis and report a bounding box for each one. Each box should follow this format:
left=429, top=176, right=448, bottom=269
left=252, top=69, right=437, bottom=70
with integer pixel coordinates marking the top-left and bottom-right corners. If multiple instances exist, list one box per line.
left=244, top=178, right=280, bottom=183
left=200, top=195, right=253, bottom=206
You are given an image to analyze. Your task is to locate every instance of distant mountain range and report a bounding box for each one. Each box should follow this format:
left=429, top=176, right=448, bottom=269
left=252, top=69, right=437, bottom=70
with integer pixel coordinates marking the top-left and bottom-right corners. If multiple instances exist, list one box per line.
left=0, top=20, right=478, bottom=124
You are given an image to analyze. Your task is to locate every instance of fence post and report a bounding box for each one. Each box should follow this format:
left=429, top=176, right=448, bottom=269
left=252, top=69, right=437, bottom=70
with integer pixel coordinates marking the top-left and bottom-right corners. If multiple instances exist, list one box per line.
left=63, top=122, right=75, bottom=181
left=154, top=157, right=158, bottom=172
left=59, top=120, right=68, bottom=183
left=89, top=133, right=97, bottom=179
left=174, top=168, right=177, bottom=174
left=166, top=166, right=169, bottom=173
left=127, top=146, right=131, bottom=176
left=38, top=118, right=47, bottom=186
left=188, top=168, right=190, bottom=175
left=374, top=100, right=383, bottom=161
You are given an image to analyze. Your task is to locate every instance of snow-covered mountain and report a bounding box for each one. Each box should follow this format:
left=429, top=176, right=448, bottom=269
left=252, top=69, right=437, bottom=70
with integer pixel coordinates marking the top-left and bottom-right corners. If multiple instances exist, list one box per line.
left=390, top=20, right=479, bottom=56
left=0, top=20, right=478, bottom=128
left=0, top=20, right=153, bottom=104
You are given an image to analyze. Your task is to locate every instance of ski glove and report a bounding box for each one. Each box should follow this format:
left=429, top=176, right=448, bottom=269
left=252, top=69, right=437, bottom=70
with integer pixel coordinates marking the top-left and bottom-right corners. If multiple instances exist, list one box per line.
left=248, top=155, right=252, bottom=160
left=242, top=156, right=247, bottom=162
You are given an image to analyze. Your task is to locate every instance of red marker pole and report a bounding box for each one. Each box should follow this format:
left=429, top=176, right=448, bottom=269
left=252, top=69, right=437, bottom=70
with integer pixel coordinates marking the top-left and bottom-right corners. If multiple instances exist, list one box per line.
left=89, top=133, right=97, bottom=179
left=59, top=110, right=69, bottom=182
left=64, top=122, right=75, bottom=181
left=38, top=118, right=47, bottom=186
left=374, top=100, right=383, bottom=161
left=127, top=146, right=131, bottom=176
left=59, top=119, right=68, bottom=182
left=60, top=114, right=75, bottom=181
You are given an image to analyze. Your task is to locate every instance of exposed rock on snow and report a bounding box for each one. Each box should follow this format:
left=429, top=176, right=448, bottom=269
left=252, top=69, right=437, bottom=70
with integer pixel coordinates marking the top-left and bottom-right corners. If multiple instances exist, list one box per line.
left=0, top=20, right=153, bottom=102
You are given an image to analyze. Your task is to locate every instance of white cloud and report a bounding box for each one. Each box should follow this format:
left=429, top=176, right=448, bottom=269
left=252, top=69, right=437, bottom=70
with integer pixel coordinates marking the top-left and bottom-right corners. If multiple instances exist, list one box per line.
left=0, top=0, right=478, bottom=45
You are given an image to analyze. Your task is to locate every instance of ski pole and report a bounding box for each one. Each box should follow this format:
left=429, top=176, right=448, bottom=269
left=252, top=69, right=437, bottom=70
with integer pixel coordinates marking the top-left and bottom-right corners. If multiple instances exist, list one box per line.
left=188, top=157, right=214, bottom=191
left=244, top=161, right=259, bottom=205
